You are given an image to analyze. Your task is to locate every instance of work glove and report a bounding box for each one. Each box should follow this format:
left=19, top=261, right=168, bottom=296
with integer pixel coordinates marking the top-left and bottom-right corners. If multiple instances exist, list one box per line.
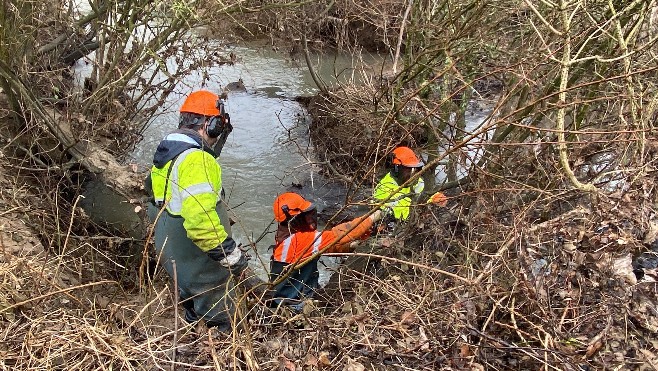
left=222, top=249, right=248, bottom=277
left=370, top=209, right=383, bottom=223
left=427, top=191, right=448, bottom=207
left=206, top=237, right=247, bottom=276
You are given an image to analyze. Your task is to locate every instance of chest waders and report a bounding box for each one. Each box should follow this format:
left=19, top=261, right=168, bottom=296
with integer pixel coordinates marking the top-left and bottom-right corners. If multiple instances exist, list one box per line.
left=149, top=149, right=235, bottom=331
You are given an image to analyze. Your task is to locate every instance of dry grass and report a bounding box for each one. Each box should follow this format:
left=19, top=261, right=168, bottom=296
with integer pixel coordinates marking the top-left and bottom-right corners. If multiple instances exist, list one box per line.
left=297, top=67, right=658, bottom=369
left=3, top=78, right=658, bottom=368
left=2, top=150, right=657, bottom=370
left=306, top=84, right=428, bottom=188
left=223, top=0, right=405, bottom=52
left=3, top=75, right=657, bottom=371
left=2, top=1, right=658, bottom=368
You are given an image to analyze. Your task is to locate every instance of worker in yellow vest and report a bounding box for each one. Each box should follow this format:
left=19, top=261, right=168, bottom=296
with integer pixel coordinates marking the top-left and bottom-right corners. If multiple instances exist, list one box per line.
left=373, top=146, right=448, bottom=223
left=146, top=90, right=245, bottom=332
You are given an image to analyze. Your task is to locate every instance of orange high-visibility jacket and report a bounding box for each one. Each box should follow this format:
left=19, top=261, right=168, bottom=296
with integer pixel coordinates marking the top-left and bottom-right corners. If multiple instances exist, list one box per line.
left=272, top=215, right=374, bottom=264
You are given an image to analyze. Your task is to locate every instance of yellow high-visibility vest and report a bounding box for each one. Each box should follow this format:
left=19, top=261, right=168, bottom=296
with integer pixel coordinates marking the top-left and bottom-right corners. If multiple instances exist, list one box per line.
left=373, top=172, right=424, bottom=221
left=150, top=148, right=227, bottom=252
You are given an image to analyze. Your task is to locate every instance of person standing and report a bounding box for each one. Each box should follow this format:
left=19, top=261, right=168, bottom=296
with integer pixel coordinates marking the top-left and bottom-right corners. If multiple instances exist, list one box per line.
left=146, top=90, right=246, bottom=332
left=269, top=192, right=382, bottom=309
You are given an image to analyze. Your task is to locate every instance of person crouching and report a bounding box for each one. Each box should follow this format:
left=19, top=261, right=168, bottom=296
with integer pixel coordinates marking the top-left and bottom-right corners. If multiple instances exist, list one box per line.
left=269, top=192, right=382, bottom=309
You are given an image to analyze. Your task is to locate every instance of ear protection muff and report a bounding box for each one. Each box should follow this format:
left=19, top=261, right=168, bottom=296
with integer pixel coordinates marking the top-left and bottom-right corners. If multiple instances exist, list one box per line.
left=205, top=115, right=225, bottom=138
left=388, top=153, right=399, bottom=175
left=281, top=204, right=293, bottom=220
left=205, top=99, right=231, bottom=138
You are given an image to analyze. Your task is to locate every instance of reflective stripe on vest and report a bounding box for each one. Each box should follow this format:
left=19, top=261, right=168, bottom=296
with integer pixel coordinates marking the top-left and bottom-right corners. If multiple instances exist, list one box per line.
left=373, top=173, right=424, bottom=220
left=154, top=148, right=218, bottom=215
left=152, top=134, right=202, bottom=206
left=275, top=231, right=323, bottom=263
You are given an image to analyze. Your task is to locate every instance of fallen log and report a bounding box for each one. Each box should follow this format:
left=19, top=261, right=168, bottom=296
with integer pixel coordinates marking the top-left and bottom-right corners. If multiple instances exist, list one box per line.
left=0, top=59, right=144, bottom=199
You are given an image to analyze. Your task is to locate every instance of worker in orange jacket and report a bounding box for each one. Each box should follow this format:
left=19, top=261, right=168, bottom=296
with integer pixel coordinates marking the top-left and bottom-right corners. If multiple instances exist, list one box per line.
left=269, top=192, right=382, bottom=308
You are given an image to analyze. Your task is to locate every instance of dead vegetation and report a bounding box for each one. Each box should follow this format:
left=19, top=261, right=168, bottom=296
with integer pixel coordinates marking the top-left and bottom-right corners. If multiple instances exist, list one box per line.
left=300, top=0, right=658, bottom=369
left=3, top=173, right=657, bottom=369
left=222, top=0, right=405, bottom=52
left=2, top=0, right=658, bottom=370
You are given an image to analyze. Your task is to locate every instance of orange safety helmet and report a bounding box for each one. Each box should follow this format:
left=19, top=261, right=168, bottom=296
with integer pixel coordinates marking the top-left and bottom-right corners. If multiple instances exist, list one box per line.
left=392, top=146, right=423, bottom=168
left=273, top=192, right=315, bottom=222
left=180, top=90, right=220, bottom=116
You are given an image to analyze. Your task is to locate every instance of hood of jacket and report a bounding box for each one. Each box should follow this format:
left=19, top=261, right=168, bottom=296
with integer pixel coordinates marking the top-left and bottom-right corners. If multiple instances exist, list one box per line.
left=152, top=129, right=217, bottom=168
